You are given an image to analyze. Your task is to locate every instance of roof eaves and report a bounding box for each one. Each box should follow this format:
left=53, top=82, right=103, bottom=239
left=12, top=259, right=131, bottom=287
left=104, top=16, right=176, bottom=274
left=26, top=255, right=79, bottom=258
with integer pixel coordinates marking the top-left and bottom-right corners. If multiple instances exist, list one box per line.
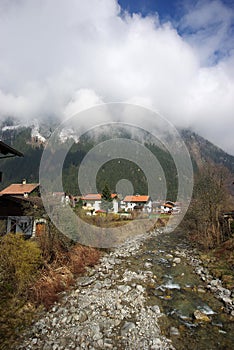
left=0, top=140, right=24, bottom=158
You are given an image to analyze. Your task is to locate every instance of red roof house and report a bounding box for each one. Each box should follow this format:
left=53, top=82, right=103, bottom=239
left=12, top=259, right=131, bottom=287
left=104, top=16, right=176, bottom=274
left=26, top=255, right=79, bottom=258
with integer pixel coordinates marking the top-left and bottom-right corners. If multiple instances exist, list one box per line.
left=122, top=195, right=151, bottom=212
left=0, top=181, right=40, bottom=197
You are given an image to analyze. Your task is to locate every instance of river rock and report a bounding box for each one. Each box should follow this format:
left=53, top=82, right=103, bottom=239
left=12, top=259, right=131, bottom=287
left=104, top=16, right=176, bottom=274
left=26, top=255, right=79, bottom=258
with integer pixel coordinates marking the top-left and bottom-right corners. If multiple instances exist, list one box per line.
left=78, top=310, right=88, bottom=323
left=121, top=321, right=136, bottom=336
left=117, top=284, right=131, bottom=294
left=193, top=310, right=211, bottom=322
left=136, top=284, right=145, bottom=293
left=144, top=262, right=153, bottom=268
left=210, top=279, right=221, bottom=288
left=32, top=338, right=38, bottom=345
left=173, top=257, right=181, bottom=264
left=170, top=327, right=180, bottom=336
left=151, top=305, right=161, bottom=314
left=222, top=296, right=233, bottom=305
left=165, top=254, right=173, bottom=259
left=78, top=276, right=96, bottom=287
left=16, top=230, right=176, bottom=350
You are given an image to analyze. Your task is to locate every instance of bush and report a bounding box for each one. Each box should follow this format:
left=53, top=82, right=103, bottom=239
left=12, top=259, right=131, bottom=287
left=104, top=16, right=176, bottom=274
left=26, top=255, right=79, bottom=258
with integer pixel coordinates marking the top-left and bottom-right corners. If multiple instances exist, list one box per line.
left=0, top=230, right=101, bottom=346
left=0, top=233, right=42, bottom=296
left=30, top=242, right=101, bottom=309
left=31, top=266, right=74, bottom=309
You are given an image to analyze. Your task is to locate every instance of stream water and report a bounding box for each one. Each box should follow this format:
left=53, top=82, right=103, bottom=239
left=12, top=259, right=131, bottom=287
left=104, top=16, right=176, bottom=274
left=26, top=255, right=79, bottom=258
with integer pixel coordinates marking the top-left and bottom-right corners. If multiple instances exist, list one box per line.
left=128, top=230, right=234, bottom=350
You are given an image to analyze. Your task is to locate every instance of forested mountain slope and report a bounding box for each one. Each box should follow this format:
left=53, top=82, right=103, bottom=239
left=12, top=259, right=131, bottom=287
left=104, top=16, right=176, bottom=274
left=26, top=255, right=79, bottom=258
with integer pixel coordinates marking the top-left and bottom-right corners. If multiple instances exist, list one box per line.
left=0, top=123, right=233, bottom=198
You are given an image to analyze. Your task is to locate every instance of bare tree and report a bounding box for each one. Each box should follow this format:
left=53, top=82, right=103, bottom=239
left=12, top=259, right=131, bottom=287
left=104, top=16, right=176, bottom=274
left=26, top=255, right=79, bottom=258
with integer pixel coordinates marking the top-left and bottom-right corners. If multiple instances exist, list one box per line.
left=185, top=164, right=231, bottom=248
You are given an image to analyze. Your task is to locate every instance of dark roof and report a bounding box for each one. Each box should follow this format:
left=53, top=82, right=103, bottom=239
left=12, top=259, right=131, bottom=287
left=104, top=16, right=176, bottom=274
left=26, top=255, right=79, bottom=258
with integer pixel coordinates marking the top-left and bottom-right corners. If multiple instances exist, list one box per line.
left=0, top=140, right=23, bottom=158
left=0, top=194, right=43, bottom=216
left=9, top=195, right=43, bottom=207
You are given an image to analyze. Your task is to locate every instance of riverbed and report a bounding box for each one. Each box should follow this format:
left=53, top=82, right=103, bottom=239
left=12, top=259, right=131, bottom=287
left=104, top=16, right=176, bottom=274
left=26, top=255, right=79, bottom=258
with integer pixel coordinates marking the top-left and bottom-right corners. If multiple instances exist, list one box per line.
left=17, top=228, right=234, bottom=350
left=136, top=230, right=234, bottom=350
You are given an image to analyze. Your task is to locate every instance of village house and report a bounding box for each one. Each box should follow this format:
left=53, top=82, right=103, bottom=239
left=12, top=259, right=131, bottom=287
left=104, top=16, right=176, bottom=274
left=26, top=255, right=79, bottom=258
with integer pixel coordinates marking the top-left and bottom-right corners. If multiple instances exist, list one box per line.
left=81, top=193, right=119, bottom=214
left=0, top=180, right=45, bottom=237
left=160, top=201, right=181, bottom=214
left=121, top=195, right=152, bottom=212
left=0, top=179, right=40, bottom=198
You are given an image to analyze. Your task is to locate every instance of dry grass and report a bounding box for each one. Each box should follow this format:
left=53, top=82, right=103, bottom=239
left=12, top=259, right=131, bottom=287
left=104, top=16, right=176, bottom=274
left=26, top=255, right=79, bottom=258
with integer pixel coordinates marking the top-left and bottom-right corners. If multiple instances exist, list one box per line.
left=69, top=244, right=101, bottom=275
left=31, top=266, right=74, bottom=309
left=0, top=228, right=101, bottom=348
left=30, top=240, right=101, bottom=309
left=79, top=212, right=131, bottom=228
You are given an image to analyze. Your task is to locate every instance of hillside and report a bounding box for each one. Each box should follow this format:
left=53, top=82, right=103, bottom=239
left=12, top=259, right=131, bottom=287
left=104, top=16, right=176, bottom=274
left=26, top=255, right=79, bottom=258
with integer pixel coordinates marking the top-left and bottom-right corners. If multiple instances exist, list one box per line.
left=181, top=129, right=234, bottom=173
left=181, top=129, right=234, bottom=196
left=0, top=122, right=233, bottom=198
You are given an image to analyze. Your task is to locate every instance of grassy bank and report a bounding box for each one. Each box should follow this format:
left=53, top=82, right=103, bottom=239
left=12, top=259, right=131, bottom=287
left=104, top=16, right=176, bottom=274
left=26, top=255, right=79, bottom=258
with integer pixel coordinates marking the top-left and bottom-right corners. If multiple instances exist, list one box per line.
left=0, top=231, right=101, bottom=349
left=197, top=237, right=234, bottom=290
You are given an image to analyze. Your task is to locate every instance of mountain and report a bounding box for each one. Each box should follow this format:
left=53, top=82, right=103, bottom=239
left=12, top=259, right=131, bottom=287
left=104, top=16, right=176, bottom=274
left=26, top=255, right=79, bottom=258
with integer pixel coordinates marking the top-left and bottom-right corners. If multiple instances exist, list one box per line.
left=181, top=129, right=234, bottom=197
left=0, top=118, right=233, bottom=198
left=181, top=129, right=234, bottom=174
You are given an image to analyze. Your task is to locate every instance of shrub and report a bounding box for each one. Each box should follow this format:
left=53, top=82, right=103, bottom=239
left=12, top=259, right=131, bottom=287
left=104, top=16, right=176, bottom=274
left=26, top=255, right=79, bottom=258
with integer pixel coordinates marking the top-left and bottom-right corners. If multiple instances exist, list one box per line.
left=31, top=266, right=74, bottom=309
left=30, top=243, right=100, bottom=309
left=0, top=233, right=42, bottom=296
left=69, top=244, right=101, bottom=275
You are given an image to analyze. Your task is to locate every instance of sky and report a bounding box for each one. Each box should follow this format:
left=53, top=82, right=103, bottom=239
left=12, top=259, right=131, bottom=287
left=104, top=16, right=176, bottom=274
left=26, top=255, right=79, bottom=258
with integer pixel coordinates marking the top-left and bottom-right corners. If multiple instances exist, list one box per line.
left=0, top=0, right=234, bottom=154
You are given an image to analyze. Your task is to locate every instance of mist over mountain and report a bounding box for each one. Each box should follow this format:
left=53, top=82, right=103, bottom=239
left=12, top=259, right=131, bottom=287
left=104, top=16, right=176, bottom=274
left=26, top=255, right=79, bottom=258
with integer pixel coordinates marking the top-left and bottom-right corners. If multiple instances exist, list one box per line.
left=0, top=117, right=233, bottom=199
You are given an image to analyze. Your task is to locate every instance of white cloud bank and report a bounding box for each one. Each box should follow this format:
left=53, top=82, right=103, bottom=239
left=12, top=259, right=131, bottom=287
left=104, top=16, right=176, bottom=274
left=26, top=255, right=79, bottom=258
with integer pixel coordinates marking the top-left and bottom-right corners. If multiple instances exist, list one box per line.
left=0, top=0, right=233, bottom=154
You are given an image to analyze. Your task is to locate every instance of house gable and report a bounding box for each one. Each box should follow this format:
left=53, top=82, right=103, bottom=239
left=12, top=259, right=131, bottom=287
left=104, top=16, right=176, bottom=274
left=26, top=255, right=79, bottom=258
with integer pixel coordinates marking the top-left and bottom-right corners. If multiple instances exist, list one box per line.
left=0, top=183, right=40, bottom=196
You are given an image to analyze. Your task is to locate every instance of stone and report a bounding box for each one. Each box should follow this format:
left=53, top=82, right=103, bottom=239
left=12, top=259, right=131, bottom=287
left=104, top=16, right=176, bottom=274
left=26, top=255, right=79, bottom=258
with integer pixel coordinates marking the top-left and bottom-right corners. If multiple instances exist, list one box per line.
left=136, top=285, right=145, bottom=293
left=97, top=339, right=104, bottom=347
left=61, top=316, right=67, bottom=324
left=32, top=338, right=38, bottom=345
left=78, top=276, right=96, bottom=287
left=165, top=254, right=173, bottom=259
left=103, top=338, right=113, bottom=348
left=144, top=262, right=153, bottom=268
left=193, top=310, right=211, bottom=322
left=151, top=305, right=161, bottom=314
left=222, top=296, right=233, bottom=305
left=78, top=310, right=88, bottom=323
left=170, top=327, right=180, bottom=336
left=173, top=257, right=181, bottom=264
left=117, top=285, right=131, bottom=294
left=73, top=314, right=80, bottom=321
left=93, top=332, right=103, bottom=341
left=121, top=321, right=136, bottom=336
left=210, top=279, right=220, bottom=288
left=70, top=306, right=77, bottom=314
left=52, top=318, right=58, bottom=327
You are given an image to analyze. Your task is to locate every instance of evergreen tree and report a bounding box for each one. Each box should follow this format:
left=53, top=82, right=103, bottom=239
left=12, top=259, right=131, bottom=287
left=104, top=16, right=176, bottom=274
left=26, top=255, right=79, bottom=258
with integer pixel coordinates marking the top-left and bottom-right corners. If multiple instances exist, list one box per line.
left=101, top=183, right=113, bottom=214
left=101, top=183, right=112, bottom=202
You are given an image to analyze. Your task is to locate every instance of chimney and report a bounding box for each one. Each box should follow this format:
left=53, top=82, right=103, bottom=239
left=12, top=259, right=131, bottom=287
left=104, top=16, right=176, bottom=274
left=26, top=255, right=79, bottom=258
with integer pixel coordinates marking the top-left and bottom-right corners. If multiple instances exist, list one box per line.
left=22, top=179, right=26, bottom=185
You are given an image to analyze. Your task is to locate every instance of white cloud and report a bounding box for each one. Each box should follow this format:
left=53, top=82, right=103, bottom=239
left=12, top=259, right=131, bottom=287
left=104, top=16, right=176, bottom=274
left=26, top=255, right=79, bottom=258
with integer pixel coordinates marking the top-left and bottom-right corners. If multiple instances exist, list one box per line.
left=179, top=0, right=234, bottom=65
left=0, top=0, right=233, bottom=154
left=64, top=89, right=103, bottom=118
